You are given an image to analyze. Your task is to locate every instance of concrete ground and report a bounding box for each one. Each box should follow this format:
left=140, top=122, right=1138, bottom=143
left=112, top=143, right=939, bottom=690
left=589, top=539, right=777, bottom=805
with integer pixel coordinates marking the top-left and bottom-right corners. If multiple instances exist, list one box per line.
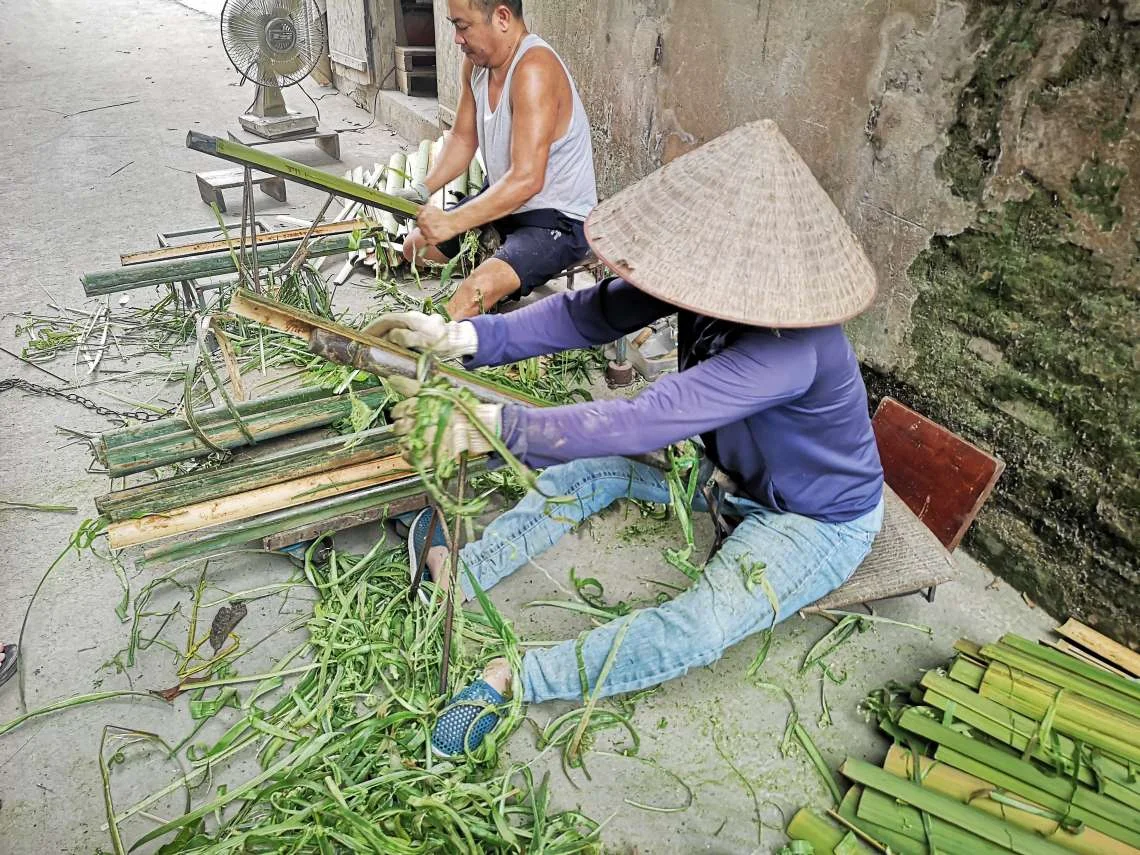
left=0, top=1, right=1056, bottom=853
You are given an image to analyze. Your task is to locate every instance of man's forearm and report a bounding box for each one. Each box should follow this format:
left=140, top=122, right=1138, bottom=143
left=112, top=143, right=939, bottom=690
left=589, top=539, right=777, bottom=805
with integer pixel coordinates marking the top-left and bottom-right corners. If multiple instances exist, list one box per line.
left=448, top=173, right=539, bottom=232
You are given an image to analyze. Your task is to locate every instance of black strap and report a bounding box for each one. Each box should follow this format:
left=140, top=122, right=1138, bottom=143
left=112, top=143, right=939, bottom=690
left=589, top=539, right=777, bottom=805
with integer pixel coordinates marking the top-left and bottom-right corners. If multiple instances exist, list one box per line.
left=697, top=456, right=734, bottom=562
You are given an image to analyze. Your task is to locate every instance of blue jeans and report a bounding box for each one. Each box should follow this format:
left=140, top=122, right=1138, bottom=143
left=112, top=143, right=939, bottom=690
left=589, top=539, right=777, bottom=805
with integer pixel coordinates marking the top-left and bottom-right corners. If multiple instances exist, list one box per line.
left=455, top=457, right=884, bottom=704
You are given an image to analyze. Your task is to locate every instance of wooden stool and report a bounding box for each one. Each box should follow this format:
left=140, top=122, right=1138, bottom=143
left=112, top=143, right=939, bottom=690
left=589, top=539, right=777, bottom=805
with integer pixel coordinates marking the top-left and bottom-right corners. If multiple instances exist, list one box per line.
left=809, top=397, right=1005, bottom=610
left=196, top=168, right=287, bottom=213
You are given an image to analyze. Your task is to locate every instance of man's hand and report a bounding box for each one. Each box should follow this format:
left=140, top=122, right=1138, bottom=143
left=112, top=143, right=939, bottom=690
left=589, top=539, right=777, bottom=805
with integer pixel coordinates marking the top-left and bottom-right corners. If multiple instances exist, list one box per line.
left=417, top=205, right=462, bottom=245
left=388, top=377, right=501, bottom=468
left=362, top=312, right=478, bottom=360
left=392, top=181, right=429, bottom=204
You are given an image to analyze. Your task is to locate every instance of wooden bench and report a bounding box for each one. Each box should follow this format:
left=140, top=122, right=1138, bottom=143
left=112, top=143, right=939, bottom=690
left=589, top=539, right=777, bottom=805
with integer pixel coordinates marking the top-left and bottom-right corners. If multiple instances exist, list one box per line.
left=809, top=397, right=1005, bottom=610
left=196, top=168, right=287, bottom=213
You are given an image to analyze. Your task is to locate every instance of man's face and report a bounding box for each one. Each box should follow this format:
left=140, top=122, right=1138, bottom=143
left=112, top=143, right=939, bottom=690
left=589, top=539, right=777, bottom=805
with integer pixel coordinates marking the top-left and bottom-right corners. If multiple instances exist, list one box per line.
left=447, top=0, right=507, bottom=68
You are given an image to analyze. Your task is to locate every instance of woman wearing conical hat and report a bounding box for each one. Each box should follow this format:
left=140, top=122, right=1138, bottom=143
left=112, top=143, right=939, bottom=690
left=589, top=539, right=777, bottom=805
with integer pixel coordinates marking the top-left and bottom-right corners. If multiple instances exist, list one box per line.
left=368, top=120, right=885, bottom=758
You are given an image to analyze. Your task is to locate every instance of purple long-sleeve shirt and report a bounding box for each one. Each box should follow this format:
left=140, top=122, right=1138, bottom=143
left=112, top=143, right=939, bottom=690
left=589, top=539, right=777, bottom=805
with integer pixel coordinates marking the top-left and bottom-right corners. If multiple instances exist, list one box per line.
left=465, top=278, right=883, bottom=522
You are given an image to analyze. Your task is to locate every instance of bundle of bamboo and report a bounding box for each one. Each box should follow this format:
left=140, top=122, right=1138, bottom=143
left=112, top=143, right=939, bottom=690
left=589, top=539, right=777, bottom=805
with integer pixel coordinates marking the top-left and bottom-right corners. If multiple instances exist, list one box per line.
left=783, top=630, right=1140, bottom=854
left=96, top=386, right=391, bottom=477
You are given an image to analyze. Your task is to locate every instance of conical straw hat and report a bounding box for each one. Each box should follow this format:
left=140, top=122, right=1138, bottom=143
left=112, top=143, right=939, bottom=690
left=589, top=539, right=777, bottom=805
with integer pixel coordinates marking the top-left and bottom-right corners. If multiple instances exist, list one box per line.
left=584, top=119, right=877, bottom=327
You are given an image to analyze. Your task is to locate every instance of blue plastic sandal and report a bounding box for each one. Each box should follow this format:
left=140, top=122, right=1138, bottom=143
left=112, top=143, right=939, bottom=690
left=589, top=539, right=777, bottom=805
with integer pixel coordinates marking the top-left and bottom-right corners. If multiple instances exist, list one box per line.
left=431, top=678, right=505, bottom=758
left=408, top=507, right=449, bottom=604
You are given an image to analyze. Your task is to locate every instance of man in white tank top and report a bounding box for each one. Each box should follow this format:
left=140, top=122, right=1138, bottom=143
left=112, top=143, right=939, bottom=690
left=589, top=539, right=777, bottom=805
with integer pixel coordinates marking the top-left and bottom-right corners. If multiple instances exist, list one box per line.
left=394, top=0, right=598, bottom=320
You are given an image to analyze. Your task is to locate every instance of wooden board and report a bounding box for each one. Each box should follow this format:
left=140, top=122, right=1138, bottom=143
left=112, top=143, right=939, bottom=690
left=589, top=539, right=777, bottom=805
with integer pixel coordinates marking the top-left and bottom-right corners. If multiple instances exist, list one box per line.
left=1044, top=639, right=1135, bottom=680
left=1056, top=619, right=1140, bottom=678
left=121, top=219, right=369, bottom=266
left=872, top=396, right=1004, bottom=551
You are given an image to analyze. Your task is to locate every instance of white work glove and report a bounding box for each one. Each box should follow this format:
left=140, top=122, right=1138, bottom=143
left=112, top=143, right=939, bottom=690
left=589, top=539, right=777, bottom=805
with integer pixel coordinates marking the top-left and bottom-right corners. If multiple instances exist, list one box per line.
left=362, top=312, right=478, bottom=360
left=388, top=377, right=501, bottom=467
left=391, top=181, right=429, bottom=204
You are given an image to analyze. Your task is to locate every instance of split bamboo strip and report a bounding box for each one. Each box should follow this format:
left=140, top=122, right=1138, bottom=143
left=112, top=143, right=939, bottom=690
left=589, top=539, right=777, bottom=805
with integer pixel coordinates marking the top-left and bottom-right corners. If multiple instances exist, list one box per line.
left=377, top=152, right=407, bottom=236
left=96, top=428, right=399, bottom=521
left=786, top=807, right=878, bottom=854
left=919, top=672, right=1128, bottom=800
left=119, top=220, right=370, bottom=266
left=982, top=639, right=1140, bottom=714
left=139, top=463, right=485, bottom=567
left=841, top=757, right=1074, bottom=855
left=997, top=635, right=1140, bottom=703
left=1056, top=620, right=1140, bottom=678
left=83, top=235, right=362, bottom=296
left=428, top=138, right=446, bottom=209
left=978, top=668, right=1140, bottom=763
left=898, top=708, right=1140, bottom=842
left=948, top=655, right=986, bottom=689
left=100, top=388, right=390, bottom=476
left=185, top=132, right=420, bottom=219
left=885, top=745, right=1139, bottom=855
left=854, top=786, right=1012, bottom=855
left=836, top=786, right=921, bottom=855
left=107, top=454, right=416, bottom=548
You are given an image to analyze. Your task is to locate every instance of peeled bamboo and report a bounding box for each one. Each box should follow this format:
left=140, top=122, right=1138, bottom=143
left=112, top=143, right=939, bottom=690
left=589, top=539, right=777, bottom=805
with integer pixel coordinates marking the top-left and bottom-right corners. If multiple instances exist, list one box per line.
left=378, top=151, right=408, bottom=237
left=444, top=160, right=469, bottom=210
left=96, top=427, right=399, bottom=522
left=409, top=140, right=431, bottom=187
left=841, top=757, right=1074, bottom=855
left=836, top=786, right=924, bottom=855
left=108, top=455, right=415, bottom=548
left=885, top=746, right=1139, bottom=855
left=427, top=137, right=446, bottom=209
left=468, top=153, right=484, bottom=192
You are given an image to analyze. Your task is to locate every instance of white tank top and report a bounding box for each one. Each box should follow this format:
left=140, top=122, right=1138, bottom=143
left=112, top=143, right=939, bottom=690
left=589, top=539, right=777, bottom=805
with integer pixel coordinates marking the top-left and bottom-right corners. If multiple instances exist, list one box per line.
left=470, top=34, right=598, bottom=221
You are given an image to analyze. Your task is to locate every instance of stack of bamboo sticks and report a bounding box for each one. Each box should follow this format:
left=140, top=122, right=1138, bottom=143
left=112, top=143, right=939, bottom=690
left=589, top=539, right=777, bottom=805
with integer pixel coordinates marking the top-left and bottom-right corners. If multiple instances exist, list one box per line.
left=785, top=625, right=1140, bottom=854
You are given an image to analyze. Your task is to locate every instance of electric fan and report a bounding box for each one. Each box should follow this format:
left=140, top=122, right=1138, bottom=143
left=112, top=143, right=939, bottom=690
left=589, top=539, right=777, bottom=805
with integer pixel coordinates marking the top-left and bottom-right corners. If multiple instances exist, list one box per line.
left=220, top=0, right=326, bottom=138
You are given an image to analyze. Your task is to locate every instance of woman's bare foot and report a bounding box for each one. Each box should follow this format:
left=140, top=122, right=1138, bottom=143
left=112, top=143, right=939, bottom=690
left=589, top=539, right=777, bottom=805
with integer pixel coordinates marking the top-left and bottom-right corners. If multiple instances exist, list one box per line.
left=482, top=657, right=512, bottom=696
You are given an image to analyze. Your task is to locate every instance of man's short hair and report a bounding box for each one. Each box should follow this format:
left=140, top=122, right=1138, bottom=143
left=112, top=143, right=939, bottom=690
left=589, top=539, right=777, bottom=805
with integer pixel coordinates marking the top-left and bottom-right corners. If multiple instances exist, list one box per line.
left=470, top=0, right=523, bottom=19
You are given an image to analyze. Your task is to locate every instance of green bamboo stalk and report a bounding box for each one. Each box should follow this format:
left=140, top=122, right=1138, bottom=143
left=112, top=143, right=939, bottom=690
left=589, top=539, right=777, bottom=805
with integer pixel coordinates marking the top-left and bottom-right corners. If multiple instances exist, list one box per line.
left=100, top=387, right=327, bottom=449
left=101, top=388, right=390, bottom=476
left=948, top=655, right=986, bottom=689
left=82, top=235, right=363, bottom=296
left=96, top=427, right=399, bottom=521
left=836, top=786, right=921, bottom=855
left=984, top=639, right=1140, bottom=715
left=786, top=807, right=878, bottom=854
left=855, top=786, right=1012, bottom=855
left=897, top=708, right=1140, bottom=843
left=186, top=131, right=418, bottom=217
left=841, top=756, right=1073, bottom=855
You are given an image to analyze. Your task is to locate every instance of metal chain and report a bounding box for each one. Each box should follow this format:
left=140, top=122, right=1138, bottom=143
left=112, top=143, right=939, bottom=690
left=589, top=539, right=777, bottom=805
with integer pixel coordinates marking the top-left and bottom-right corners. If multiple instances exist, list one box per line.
left=0, top=378, right=173, bottom=422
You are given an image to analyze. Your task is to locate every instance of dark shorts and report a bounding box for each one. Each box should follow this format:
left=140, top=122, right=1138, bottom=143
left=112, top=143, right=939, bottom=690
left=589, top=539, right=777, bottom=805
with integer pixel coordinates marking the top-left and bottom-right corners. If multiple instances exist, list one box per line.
left=437, top=194, right=589, bottom=300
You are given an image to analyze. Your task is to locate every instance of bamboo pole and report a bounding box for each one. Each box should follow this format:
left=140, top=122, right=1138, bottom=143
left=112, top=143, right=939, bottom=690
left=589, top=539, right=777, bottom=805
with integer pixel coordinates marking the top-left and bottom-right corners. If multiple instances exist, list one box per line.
left=96, top=428, right=399, bottom=521
left=884, top=746, right=1139, bottom=855
left=185, top=132, right=420, bottom=219
left=377, top=152, right=407, bottom=237
left=139, top=463, right=486, bottom=568
left=227, top=289, right=548, bottom=408
left=99, top=387, right=328, bottom=449
left=100, top=388, right=391, bottom=476
left=1056, top=620, right=1140, bottom=678
left=1047, top=639, right=1134, bottom=679
left=107, top=455, right=416, bottom=548
left=786, top=807, right=878, bottom=854
left=83, top=235, right=363, bottom=296
left=841, top=757, right=1074, bottom=855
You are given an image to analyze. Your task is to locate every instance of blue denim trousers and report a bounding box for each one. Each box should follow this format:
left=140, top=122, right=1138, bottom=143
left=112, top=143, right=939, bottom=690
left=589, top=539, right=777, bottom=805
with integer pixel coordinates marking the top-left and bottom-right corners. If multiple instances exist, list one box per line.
left=454, top=457, right=884, bottom=704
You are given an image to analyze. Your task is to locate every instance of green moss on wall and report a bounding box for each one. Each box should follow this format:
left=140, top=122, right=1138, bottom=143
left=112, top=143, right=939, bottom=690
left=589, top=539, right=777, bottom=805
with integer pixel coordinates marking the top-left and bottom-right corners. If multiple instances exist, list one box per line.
left=872, top=2, right=1139, bottom=643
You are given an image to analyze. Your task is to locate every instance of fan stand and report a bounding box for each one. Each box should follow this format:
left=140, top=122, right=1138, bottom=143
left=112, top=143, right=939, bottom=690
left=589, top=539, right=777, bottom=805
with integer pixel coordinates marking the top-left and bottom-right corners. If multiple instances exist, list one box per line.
left=239, top=83, right=318, bottom=139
